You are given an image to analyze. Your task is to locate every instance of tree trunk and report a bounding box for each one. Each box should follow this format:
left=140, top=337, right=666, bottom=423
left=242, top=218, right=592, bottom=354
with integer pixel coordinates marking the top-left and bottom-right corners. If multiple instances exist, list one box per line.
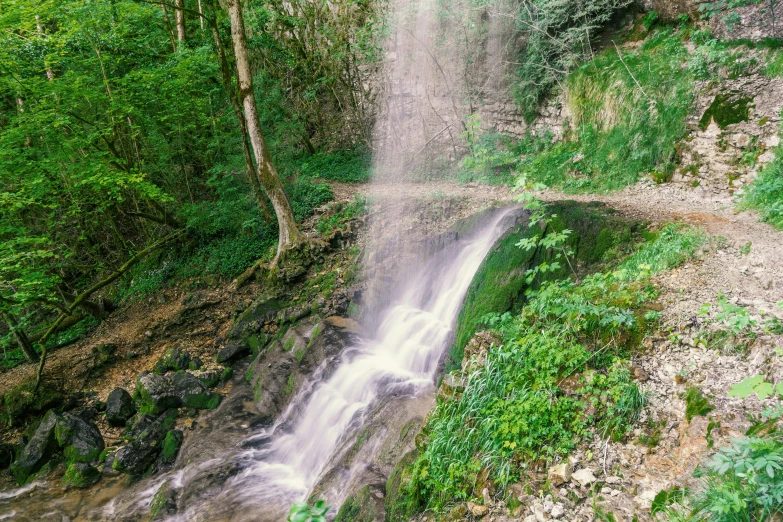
left=208, top=12, right=273, bottom=221
left=175, top=0, right=186, bottom=43
left=3, top=313, right=39, bottom=363
left=226, top=0, right=304, bottom=256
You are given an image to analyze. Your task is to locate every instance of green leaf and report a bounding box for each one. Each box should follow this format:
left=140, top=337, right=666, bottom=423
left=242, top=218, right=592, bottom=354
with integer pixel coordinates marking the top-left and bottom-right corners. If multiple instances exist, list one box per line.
left=728, top=375, right=766, bottom=399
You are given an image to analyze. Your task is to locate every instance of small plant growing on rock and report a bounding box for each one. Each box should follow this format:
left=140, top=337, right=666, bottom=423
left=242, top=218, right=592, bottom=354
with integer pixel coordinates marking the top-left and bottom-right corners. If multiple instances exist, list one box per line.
left=287, top=499, right=330, bottom=522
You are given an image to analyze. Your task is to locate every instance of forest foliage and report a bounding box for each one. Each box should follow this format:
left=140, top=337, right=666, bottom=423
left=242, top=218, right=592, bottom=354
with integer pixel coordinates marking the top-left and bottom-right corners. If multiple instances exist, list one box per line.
left=0, top=0, right=381, bottom=366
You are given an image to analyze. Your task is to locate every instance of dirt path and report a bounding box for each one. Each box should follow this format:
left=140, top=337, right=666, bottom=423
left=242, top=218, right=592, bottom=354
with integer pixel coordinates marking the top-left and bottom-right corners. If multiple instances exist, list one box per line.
left=539, top=180, right=783, bottom=318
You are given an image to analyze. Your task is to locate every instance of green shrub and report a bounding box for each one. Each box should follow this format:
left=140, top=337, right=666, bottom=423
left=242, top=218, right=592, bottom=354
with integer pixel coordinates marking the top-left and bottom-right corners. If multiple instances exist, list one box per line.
left=663, top=436, right=783, bottom=521
left=743, top=138, right=783, bottom=230
left=683, top=386, right=714, bottom=421
left=290, top=149, right=372, bottom=183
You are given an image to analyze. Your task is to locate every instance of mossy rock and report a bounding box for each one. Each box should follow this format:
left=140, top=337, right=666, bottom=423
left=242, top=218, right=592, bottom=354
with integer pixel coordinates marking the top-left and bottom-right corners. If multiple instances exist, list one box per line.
left=447, top=202, right=640, bottom=371
left=336, top=484, right=385, bottom=522
left=54, top=412, right=105, bottom=463
left=160, top=429, right=183, bottom=463
left=385, top=450, right=422, bottom=522
left=63, top=462, right=100, bottom=489
left=699, top=91, right=754, bottom=130
left=153, top=347, right=191, bottom=375
left=10, top=409, right=60, bottom=485
left=1, top=382, right=63, bottom=428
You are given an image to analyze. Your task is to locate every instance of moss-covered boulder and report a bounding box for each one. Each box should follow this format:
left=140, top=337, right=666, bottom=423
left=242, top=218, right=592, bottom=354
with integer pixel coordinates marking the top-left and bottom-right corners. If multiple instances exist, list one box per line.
left=10, top=409, right=60, bottom=484
left=217, top=297, right=286, bottom=363
left=160, top=429, right=183, bottom=465
left=54, top=412, right=105, bottom=463
left=153, top=347, right=192, bottom=375
left=336, top=484, right=386, bottom=522
left=63, top=461, right=100, bottom=488
left=135, top=372, right=221, bottom=414
left=114, top=410, right=177, bottom=475
left=149, top=479, right=179, bottom=521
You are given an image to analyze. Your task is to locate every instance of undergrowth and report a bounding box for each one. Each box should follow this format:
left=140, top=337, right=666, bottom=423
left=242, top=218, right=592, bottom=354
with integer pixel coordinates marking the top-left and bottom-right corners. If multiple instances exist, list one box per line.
left=395, top=218, right=705, bottom=513
left=742, top=126, right=783, bottom=230
left=517, top=29, right=693, bottom=192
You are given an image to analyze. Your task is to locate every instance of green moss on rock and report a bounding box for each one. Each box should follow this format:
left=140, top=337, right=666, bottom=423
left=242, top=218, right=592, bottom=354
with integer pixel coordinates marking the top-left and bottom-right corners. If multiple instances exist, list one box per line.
left=336, top=485, right=385, bottom=522
left=161, top=430, right=183, bottom=462
left=63, top=462, right=100, bottom=488
left=699, top=92, right=754, bottom=130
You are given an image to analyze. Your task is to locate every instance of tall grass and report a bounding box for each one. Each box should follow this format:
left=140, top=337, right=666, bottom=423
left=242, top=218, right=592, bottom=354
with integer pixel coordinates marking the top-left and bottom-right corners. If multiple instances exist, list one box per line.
left=519, top=30, right=694, bottom=192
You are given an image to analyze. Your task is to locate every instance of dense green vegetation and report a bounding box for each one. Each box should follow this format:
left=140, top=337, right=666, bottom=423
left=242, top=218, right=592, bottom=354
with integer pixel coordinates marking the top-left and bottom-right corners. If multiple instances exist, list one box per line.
left=388, top=220, right=706, bottom=515
left=0, top=0, right=379, bottom=370
left=518, top=29, right=694, bottom=192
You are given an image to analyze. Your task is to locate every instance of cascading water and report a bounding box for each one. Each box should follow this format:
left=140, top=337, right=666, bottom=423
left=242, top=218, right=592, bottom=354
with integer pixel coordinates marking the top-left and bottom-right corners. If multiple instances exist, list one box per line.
left=169, top=207, right=520, bottom=521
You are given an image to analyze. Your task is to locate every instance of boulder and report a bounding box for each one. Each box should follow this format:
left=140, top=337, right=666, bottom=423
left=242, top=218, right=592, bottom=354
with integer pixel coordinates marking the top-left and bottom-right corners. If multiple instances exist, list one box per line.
left=112, top=438, right=161, bottom=475
left=63, top=462, right=100, bottom=488
left=149, top=479, right=179, bottom=521
left=10, top=410, right=60, bottom=484
left=159, top=429, right=183, bottom=465
left=55, top=412, right=104, bottom=463
left=154, top=347, right=191, bottom=375
left=136, top=373, right=181, bottom=414
left=171, top=372, right=221, bottom=410
left=114, top=410, right=177, bottom=476
left=106, top=388, right=136, bottom=427
left=136, top=371, right=221, bottom=414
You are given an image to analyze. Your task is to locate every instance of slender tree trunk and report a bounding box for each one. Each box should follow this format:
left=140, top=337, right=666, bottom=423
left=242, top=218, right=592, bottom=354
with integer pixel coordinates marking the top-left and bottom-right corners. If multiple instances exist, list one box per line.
left=226, top=0, right=304, bottom=255
left=175, top=0, right=186, bottom=43
left=208, top=15, right=273, bottom=221
left=3, top=313, right=39, bottom=363
left=197, top=0, right=205, bottom=30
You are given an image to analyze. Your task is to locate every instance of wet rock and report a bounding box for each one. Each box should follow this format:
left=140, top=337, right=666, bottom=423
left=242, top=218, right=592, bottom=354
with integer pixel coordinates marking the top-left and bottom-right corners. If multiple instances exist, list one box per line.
left=572, top=468, right=596, bottom=487
left=548, top=462, right=571, bottom=486
left=115, top=410, right=177, bottom=475
left=55, top=412, right=104, bottom=463
left=159, top=429, right=183, bottom=465
left=106, top=388, right=136, bottom=427
left=113, top=437, right=160, bottom=475
left=325, top=316, right=361, bottom=334
left=154, top=347, right=191, bottom=375
left=150, top=479, right=179, bottom=521
left=334, top=483, right=385, bottom=521
left=10, top=410, right=60, bottom=484
left=0, top=443, right=15, bottom=470
left=467, top=501, right=488, bottom=517
left=63, top=461, right=100, bottom=488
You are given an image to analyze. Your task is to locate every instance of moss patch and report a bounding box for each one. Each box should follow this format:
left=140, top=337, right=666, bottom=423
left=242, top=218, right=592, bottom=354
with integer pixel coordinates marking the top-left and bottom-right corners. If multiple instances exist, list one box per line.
left=699, top=92, right=754, bottom=130
left=161, top=429, right=183, bottom=462
left=63, top=462, right=100, bottom=488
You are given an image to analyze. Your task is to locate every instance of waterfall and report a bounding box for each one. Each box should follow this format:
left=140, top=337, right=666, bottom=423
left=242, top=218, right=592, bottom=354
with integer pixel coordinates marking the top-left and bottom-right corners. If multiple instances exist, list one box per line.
left=168, top=208, right=518, bottom=521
